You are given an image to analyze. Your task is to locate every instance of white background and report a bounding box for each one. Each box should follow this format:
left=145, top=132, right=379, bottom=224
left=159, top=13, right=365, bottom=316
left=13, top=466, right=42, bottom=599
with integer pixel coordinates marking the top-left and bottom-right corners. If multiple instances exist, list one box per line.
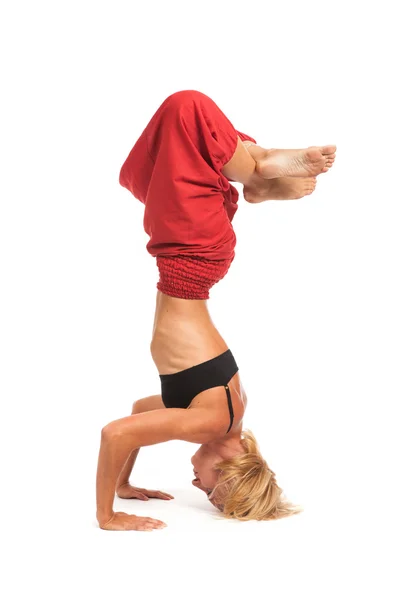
left=1, top=0, right=399, bottom=598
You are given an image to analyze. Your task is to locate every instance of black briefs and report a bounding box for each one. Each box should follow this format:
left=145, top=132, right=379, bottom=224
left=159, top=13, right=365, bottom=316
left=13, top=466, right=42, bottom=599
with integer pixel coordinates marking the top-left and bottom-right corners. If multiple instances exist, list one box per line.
left=159, top=349, right=239, bottom=434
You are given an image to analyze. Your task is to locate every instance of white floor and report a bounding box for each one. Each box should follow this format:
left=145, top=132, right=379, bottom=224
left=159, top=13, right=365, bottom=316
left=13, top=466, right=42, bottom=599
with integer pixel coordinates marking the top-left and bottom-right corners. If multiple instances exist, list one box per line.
left=7, top=483, right=397, bottom=599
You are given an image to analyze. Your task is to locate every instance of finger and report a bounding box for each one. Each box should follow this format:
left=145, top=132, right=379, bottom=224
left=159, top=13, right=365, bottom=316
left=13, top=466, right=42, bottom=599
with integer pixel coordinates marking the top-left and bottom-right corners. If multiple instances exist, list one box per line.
left=156, top=492, right=174, bottom=500
left=146, top=518, right=167, bottom=528
left=145, top=493, right=170, bottom=500
left=136, top=494, right=149, bottom=501
left=160, top=492, right=174, bottom=499
left=148, top=518, right=166, bottom=526
left=151, top=490, right=174, bottom=499
left=136, top=520, right=162, bottom=531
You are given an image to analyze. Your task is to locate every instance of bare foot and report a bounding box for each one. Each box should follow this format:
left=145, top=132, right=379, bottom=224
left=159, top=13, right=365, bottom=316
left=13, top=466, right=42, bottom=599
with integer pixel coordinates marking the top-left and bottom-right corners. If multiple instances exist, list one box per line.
left=266, top=176, right=317, bottom=200
left=255, top=146, right=336, bottom=179
left=244, top=176, right=317, bottom=203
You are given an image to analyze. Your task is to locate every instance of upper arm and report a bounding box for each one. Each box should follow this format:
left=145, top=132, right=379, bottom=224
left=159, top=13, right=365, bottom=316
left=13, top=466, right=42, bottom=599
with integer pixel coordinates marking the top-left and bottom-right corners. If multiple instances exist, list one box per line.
left=104, top=407, right=219, bottom=448
left=131, top=394, right=164, bottom=414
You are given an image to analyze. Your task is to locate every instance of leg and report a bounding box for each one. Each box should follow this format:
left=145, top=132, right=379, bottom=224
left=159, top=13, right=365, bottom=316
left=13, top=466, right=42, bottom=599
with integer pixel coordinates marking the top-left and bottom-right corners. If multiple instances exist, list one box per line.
left=240, top=142, right=335, bottom=202
left=119, top=90, right=262, bottom=260
left=119, top=89, right=264, bottom=299
left=255, top=176, right=317, bottom=202
left=251, top=144, right=336, bottom=179
left=223, top=142, right=318, bottom=202
left=221, top=135, right=335, bottom=203
left=220, top=136, right=258, bottom=186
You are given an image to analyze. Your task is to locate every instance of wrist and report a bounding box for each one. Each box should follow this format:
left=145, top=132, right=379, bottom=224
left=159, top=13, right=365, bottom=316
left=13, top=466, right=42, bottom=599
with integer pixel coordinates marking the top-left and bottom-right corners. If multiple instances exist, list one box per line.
left=97, top=510, right=114, bottom=527
left=116, top=479, right=129, bottom=490
left=116, top=482, right=131, bottom=495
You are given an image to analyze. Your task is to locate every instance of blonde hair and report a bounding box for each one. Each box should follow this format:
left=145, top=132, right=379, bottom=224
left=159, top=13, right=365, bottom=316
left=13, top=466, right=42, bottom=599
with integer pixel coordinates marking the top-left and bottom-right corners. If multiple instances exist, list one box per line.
left=211, top=429, right=303, bottom=521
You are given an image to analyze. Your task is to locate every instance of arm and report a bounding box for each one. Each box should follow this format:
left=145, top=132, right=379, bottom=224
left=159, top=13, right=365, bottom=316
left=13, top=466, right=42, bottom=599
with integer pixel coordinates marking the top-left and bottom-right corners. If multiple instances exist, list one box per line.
left=115, top=397, right=154, bottom=490
left=96, top=407, right=217, bottom=527
left=116, top=395, right=174, bottom=500
left=115, top=448, right=139, bottom=491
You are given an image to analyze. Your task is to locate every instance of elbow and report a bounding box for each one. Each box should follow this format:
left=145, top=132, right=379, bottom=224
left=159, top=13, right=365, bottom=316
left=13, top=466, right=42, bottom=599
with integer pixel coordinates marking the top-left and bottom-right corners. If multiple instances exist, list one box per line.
left=101, top=421, right=123, bottom=443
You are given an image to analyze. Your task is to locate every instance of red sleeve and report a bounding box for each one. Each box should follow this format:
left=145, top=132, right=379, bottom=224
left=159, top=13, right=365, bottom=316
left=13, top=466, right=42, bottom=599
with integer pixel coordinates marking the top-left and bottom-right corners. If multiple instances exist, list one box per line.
left=235, top=130, right=257, bottom=144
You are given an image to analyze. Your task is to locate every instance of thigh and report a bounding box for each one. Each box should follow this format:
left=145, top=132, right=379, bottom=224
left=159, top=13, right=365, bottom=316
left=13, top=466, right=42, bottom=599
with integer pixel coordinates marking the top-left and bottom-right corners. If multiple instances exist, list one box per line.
left=132, top=394, right=165, bottom=414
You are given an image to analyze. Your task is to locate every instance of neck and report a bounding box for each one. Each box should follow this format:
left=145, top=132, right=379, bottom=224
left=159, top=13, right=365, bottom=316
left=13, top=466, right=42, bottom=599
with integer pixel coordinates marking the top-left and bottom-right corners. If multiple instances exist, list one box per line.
left=208, top=434, right=244, bottom=459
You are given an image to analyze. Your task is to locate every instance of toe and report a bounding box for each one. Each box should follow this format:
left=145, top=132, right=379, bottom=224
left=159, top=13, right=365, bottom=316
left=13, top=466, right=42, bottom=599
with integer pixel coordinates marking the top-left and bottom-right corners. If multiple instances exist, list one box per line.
left=307, top=148, right=325, bottom=162
left=322, top=145, right=337, bottom=155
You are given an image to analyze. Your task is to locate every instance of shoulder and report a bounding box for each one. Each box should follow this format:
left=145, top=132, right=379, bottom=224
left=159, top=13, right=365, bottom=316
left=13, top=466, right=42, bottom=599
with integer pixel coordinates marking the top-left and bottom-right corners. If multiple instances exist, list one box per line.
left=188, top=375, right=246, bottom=438
left=116, top=377, right=246, bottom=447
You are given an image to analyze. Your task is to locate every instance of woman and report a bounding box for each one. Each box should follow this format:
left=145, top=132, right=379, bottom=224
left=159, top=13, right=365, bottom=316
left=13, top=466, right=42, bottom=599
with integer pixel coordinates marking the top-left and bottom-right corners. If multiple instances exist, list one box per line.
left=96, top=90, right=336, bottom=531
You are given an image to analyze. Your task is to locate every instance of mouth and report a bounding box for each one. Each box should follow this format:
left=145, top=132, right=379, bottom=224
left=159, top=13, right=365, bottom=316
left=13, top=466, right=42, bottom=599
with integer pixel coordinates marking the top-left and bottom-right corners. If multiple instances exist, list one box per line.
left=193, top=471, right=200, bottom=483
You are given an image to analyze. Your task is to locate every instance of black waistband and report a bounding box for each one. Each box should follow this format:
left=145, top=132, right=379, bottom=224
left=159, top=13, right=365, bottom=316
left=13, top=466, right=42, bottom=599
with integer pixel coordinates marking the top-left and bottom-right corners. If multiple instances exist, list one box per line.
left=159, top=349, right=239, bottom=423
left=159, top=348, right=238, bottom=382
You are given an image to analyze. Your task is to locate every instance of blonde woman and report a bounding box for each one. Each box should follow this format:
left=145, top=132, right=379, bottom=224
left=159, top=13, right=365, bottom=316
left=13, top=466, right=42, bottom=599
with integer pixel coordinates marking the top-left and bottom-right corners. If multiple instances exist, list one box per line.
left=96, top=90, right=336, bottom=531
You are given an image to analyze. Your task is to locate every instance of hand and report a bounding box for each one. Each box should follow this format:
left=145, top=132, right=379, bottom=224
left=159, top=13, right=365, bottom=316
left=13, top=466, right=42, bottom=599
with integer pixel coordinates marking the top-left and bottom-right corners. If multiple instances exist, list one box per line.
left=116, top=483, right=174, bottom=501
left=99, top=511, right=167, bottom=531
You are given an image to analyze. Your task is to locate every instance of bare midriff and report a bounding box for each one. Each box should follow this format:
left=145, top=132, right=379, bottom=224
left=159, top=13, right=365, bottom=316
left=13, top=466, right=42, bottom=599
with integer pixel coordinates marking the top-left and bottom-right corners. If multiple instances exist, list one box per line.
left=151, top=290, right=248, bottom=429
left=150, top=290, right=229, bottom=375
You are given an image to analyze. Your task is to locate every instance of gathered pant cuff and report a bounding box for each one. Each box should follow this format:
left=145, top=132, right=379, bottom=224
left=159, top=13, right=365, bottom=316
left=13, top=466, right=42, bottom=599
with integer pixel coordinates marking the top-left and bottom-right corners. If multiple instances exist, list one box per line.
left=156, top=254, right=234, bottom=300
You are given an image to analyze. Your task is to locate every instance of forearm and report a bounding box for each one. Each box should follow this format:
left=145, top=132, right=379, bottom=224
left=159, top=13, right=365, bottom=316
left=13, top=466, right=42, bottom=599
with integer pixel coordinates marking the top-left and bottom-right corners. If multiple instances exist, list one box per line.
left=96, top=404, right=203, bottom=525
left=115, top=447, right=140, bottom=489
left=114, top=399, right=148, bottom=489
left=96, top=427, right=137, bottom=525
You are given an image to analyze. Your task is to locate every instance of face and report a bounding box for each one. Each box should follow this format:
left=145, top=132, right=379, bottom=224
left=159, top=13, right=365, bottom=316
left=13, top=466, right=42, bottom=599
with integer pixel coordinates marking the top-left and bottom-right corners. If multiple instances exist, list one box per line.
left=191, top=444, right=223, bottom=508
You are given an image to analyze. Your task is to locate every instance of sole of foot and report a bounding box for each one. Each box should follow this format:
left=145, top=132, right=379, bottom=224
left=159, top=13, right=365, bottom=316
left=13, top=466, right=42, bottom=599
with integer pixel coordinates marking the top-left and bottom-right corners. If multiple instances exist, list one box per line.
left=256, top=146, right=336, bottom=179
left=244, top=176, right=317, bottom=203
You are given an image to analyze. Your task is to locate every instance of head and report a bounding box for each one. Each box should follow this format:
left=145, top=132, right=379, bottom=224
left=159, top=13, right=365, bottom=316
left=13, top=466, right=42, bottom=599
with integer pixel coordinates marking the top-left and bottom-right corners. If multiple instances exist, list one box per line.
left=191, top=429, right=303, bottom=521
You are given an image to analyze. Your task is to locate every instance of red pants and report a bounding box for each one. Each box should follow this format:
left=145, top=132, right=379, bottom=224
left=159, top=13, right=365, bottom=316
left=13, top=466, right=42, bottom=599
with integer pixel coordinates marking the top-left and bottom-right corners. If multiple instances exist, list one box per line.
left=119, top=90, right=256, bottom=299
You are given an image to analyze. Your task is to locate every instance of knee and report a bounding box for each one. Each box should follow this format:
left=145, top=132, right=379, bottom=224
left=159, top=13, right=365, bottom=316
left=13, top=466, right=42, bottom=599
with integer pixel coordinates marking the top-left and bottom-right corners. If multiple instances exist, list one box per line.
left=162, top=89, right=208, bottom=113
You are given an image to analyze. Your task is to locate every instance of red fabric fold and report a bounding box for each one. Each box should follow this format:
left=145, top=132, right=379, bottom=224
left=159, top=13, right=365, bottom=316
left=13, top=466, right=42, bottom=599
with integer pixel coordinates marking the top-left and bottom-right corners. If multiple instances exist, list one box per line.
left=119, top=90, right=256, bottom=298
